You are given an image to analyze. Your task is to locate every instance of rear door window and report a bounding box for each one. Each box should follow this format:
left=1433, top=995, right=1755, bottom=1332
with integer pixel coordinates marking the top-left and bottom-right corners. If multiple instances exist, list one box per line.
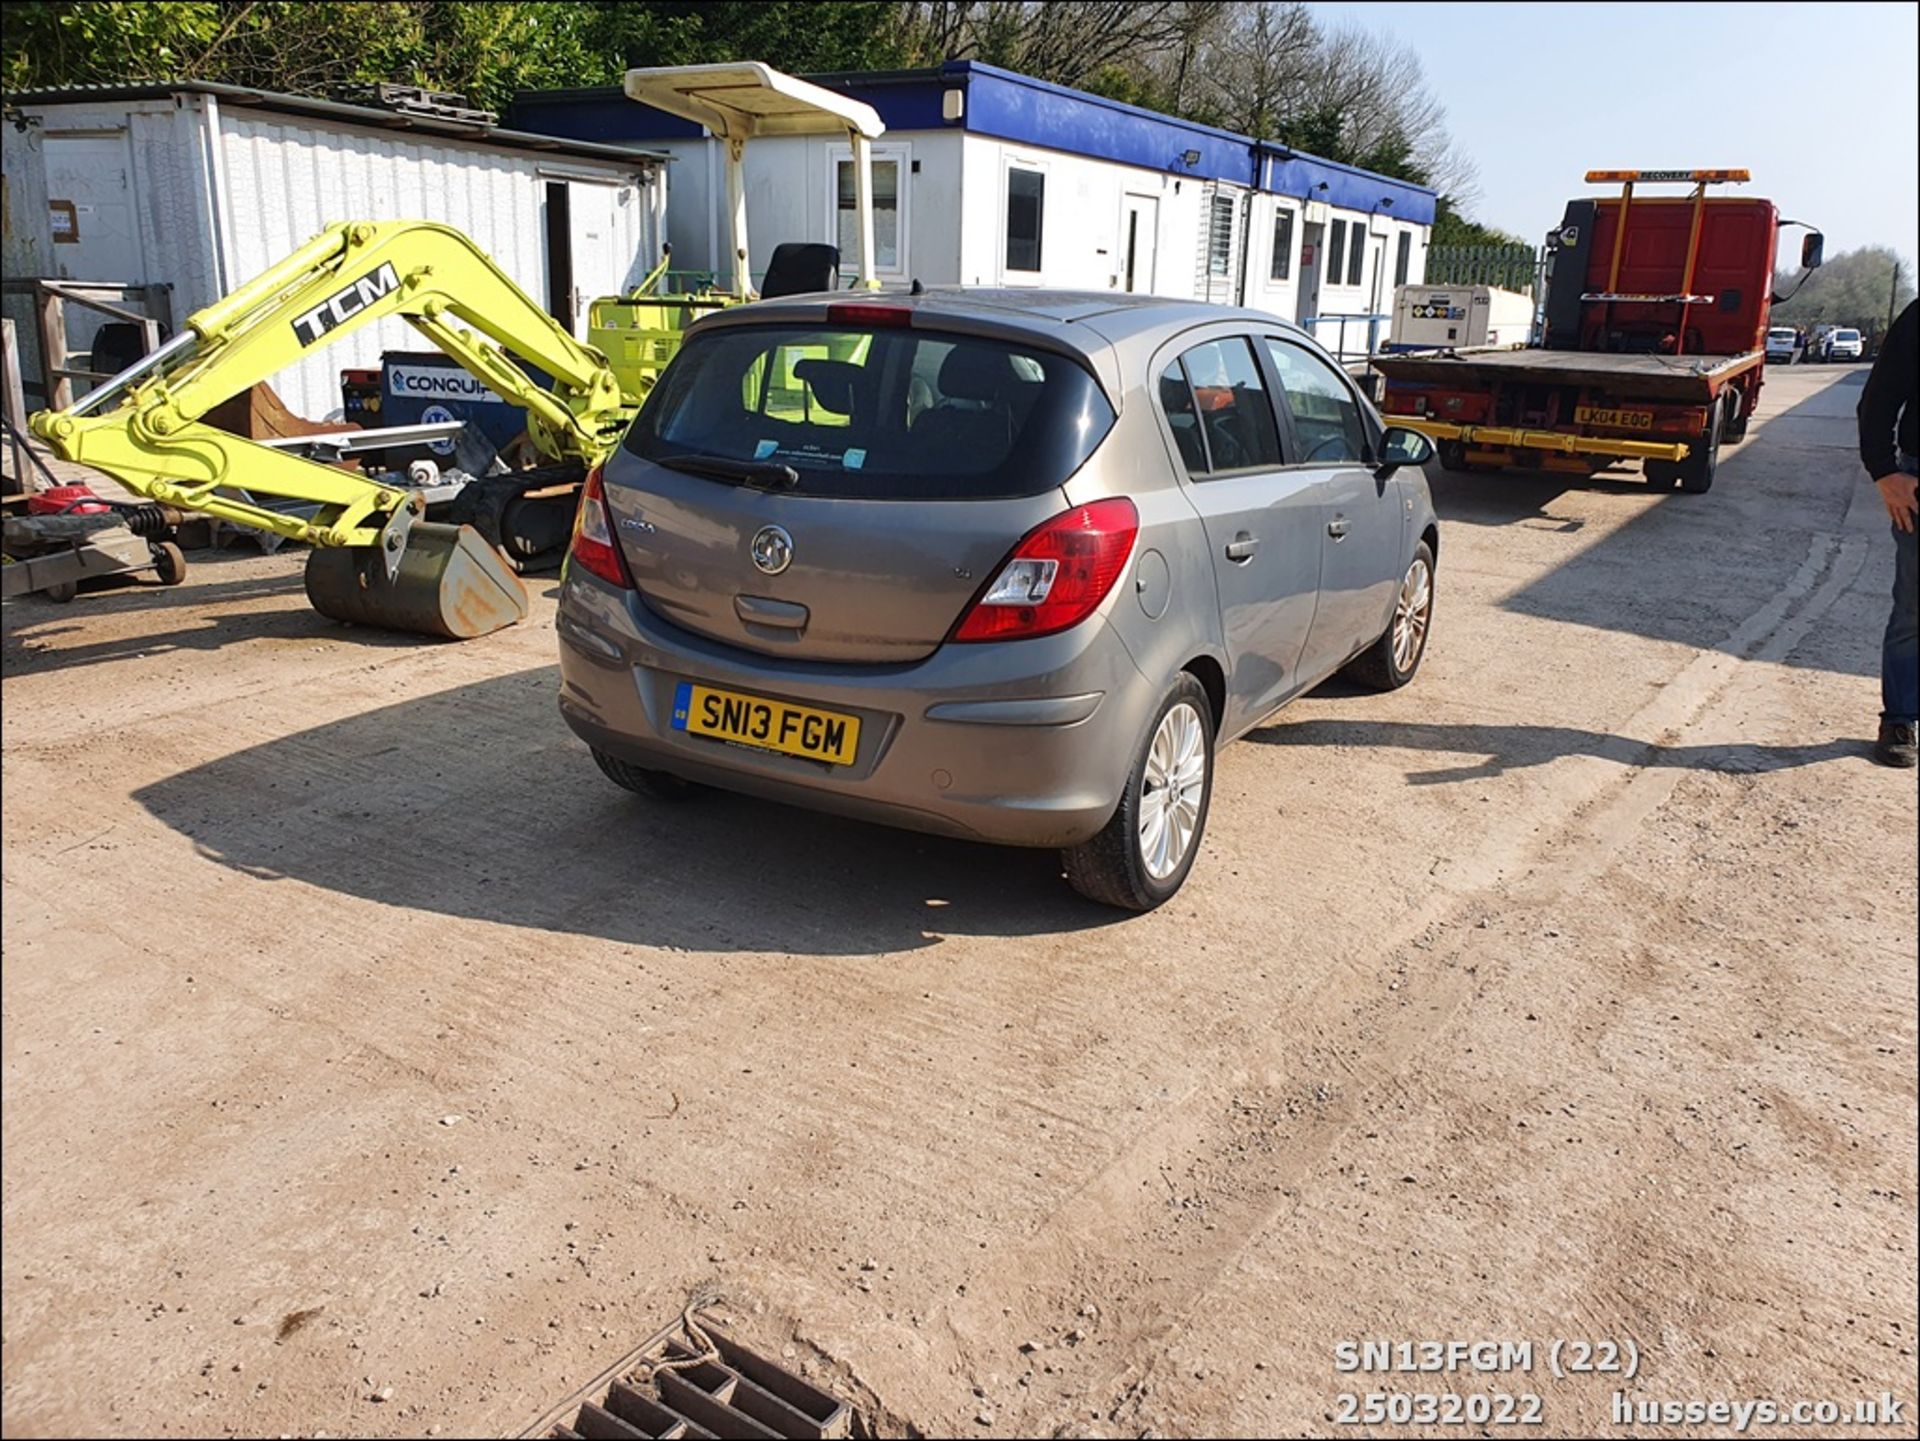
left=628, top=323, right=1114, bottom=500
left=1263, top=338, right=1371, bottom=464
left=1159, top=337, right=1284, bottom=476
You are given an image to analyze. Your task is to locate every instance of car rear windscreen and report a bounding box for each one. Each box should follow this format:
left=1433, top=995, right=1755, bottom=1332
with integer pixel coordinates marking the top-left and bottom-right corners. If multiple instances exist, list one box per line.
left=624, top=324, right=1117, bottom=500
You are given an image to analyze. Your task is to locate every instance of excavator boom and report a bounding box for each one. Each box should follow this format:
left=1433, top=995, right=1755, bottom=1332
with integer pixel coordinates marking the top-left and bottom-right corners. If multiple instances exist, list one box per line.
left=30, top=221, right=640, bottom=639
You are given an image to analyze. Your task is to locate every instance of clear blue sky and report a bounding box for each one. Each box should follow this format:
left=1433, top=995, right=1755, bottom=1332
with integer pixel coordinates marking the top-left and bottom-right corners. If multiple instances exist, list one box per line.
left=1310, top=1, right=1919, bottom=272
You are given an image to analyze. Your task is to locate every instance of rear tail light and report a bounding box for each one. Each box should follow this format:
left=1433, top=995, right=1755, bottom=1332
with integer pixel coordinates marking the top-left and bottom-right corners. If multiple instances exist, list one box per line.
left=568, top=467, right=634, bottom=589
left=952, top=497, right=1138, bottom=643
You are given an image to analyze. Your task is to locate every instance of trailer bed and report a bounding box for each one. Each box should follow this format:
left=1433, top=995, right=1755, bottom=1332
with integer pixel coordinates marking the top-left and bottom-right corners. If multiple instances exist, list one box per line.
left=1372, top=347, right=1762, bottom=403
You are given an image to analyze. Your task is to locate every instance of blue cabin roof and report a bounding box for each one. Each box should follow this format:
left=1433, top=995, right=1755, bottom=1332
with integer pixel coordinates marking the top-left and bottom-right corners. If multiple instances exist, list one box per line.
left=507, top=61, right=1438, bottom=226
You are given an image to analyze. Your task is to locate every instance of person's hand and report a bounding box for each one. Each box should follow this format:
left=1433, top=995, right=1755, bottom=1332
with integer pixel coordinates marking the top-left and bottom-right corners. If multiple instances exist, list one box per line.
left=1877, top=471, right=1919, bottom=532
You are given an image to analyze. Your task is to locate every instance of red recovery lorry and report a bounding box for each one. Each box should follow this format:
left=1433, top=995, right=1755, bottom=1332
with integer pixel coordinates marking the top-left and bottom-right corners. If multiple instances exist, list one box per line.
left=1374, top=169, right=1824, bottom=494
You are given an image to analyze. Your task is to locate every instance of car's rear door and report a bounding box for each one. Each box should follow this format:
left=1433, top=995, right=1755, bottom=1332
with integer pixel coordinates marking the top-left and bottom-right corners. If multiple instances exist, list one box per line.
left=1261, top=335, right=1403, bottom=678
left=1155, top=333, right=1321, bottom=732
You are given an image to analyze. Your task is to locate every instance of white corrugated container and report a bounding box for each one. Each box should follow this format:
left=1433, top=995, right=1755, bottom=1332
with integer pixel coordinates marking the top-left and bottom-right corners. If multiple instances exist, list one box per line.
left=1388, top=284, right=1536, bottom=352
left=6, top=84, right=667, bottom=421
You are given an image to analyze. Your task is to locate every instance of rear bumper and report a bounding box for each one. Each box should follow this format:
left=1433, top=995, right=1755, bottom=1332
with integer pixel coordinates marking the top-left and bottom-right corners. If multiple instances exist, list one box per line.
left=554, top=570, right=1158, bottom=848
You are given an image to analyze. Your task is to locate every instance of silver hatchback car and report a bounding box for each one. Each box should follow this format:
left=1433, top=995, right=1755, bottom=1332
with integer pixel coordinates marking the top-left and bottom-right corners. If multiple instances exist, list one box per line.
left=556, top=290, right=1438, bottom=910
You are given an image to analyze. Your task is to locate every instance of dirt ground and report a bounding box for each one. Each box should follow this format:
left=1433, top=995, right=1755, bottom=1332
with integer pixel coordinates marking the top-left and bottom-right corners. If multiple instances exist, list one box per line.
left=3, top=364, right=1915, bottom=1439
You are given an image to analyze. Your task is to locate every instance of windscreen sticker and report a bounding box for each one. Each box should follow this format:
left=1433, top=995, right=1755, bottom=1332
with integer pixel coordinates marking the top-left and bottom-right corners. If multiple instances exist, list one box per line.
left=751, top=441, right=856, bottom=468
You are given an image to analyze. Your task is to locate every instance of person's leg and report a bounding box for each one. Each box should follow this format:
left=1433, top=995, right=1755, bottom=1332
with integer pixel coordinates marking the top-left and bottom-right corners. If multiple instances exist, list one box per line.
left=1878, top=509, right=1919, bottom=766
left=1886, top=522, right=1919, bottom=718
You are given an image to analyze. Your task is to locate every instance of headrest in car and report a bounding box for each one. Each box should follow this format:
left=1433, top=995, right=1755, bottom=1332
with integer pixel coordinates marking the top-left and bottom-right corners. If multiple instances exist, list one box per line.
left=937, top=345, right=1009, bottom=402
left=793, top=358, right=862, bottom=415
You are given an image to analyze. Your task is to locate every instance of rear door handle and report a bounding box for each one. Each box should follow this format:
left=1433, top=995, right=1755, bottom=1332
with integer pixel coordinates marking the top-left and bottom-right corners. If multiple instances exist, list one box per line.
left=1327, top=516, right=1351, bottom=540
left=1224, top=533, right=1260, bottom=562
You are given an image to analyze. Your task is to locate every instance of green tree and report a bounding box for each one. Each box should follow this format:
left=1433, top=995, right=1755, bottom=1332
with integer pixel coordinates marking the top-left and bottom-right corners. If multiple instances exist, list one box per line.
left=1771, top=245, right=1915, bottom=336
left=586, top=1, right=911, bottom=79
left=1430, top=199, right=1526, bottom=250
left=3, top=2, right=221, bottom=90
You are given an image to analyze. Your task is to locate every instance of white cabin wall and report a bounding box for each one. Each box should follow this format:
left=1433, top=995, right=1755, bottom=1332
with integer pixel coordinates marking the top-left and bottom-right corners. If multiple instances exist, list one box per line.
left=654, top=139, right=713, bottom=278
left=955, top=132, right=1215, bottom=297
left=685, top=128, right=966, bottom=290
left=216, top=111, right=655, bottom=420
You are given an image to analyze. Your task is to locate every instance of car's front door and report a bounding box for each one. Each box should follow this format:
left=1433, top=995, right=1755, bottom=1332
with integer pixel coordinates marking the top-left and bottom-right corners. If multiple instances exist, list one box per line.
left=1262, top=336, right=1405, bottom=678
left=1157, top=335, right=1323, bottom=732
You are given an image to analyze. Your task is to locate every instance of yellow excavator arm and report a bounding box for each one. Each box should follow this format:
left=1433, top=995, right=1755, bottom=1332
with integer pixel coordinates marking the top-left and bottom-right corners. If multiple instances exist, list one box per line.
left=32, top=220, right=637, bottom=548
left=28, top=221, right=641, bottom=638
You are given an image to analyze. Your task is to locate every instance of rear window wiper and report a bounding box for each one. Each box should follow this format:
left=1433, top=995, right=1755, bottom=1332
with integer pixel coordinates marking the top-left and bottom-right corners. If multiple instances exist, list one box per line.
left=654, top=453, right=800, bottom=491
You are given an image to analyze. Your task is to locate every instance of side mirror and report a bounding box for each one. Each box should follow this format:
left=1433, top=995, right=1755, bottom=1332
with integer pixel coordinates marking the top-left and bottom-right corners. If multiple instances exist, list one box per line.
left=1377, top=424, right=1436, bottom=472
left=1801, top=232, right=1824, bottom=270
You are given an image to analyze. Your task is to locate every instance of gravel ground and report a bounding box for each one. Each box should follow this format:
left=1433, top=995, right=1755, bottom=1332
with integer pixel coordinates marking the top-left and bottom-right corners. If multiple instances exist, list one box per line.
left=2, top=364, right=1913, bottom=1438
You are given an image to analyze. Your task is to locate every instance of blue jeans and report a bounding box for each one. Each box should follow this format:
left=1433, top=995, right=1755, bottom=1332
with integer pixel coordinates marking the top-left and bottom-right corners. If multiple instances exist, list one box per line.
left=1887, top=456, right=1920, bottom=725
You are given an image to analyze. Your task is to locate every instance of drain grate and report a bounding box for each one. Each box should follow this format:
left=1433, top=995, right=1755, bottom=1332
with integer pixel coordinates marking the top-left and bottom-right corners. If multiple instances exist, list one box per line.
left=551, top=1325, right=853, bottom=1441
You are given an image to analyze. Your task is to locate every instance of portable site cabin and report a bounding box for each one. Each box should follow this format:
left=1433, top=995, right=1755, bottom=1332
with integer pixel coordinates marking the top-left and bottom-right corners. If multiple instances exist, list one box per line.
left=509, top=61, right=1436, bottom=358
left=1, top=82, right=668, bottom=422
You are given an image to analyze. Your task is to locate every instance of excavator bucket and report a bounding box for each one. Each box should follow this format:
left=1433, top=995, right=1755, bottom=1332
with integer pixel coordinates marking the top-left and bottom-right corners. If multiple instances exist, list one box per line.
left=302, top=522, right=529, bottom=639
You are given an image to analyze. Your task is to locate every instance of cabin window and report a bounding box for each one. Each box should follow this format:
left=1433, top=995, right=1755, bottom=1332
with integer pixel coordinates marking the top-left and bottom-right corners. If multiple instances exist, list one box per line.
left=1270, top=208, right=1295, bottom=282
left=1005, top=167, right=1045, bottom=273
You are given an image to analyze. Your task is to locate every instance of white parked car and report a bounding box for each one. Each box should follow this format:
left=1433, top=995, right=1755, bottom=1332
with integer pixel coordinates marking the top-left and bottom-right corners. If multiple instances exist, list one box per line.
left=1765, top=327, right=1803, bottom=364
left=1825, top=328, right=1863, bottom=362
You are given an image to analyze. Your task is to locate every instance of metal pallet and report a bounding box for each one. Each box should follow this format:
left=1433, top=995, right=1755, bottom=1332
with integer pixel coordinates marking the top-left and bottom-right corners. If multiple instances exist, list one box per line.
left=537, top=1320, right=853, bottom=1441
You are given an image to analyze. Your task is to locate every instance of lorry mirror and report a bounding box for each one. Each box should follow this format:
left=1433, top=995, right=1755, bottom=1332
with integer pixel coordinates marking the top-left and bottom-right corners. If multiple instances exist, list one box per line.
left=1801, top=232, right=1824, bottom=270
left=1378, top=425, right=1436, bottom=472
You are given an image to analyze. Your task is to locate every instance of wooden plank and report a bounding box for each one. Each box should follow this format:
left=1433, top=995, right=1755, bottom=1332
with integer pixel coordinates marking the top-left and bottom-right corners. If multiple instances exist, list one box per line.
left=1, top=320, right=26, bottom=433
left=37, top=284, right=71, bottom=411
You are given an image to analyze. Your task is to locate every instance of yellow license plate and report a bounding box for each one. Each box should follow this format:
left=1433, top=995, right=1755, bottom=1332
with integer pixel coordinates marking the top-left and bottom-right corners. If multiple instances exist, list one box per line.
left=671, top=681, right=860, bottom=765
left=1575, top=406, right=1654, bottom=429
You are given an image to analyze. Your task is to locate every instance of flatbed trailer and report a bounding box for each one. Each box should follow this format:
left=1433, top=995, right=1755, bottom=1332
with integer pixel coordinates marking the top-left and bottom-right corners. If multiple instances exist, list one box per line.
left=1376, top=168, right=1821, bottom=494
left=1374, top=345, right=1764, bottom=470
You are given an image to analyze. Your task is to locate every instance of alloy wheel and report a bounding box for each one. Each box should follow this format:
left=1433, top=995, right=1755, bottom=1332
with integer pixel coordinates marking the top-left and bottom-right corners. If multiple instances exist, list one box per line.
left=1138, top=701, right=1207, bottom=880
left=1391, top=556, right=1433, bottom=674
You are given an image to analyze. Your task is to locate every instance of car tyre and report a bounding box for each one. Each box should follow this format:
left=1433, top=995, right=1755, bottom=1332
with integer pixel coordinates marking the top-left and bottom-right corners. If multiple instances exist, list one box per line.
left=1345, top=539, right=1437, bottom=692
left=1437, top=439, right=1480, bottom=473
left=591, top=746, right=705, bottom=802
left=1062, top=672, right=1214, bottom=912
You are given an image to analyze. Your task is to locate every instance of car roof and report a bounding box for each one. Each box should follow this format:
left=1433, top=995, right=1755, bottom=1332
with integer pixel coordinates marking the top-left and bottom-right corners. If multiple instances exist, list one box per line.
left=698, top=287, right=1315, bottom=374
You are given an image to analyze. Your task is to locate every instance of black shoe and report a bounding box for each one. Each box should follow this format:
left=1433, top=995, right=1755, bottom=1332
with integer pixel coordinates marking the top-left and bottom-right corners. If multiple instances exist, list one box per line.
left=1874, top=720, right=1919, bottom=768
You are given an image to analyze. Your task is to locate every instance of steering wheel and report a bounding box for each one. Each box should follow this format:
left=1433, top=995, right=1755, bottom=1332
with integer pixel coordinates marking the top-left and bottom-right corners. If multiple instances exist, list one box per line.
left=1304, top=433, right=1352, bottom=463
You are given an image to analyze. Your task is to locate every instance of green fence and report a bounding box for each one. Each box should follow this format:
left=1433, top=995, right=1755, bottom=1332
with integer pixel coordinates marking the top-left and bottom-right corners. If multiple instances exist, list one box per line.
left=1426, top=243, right=1542, bottom=294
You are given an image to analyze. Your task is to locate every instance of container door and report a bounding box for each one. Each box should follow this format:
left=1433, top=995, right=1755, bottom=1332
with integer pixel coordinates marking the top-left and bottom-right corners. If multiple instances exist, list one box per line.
left=1121, top=194, right=1159, bottom=294
left=567, top=181, right=626, bottom=340
left=43, top=134, right=145, bottom=284
left=1296, top=221, right=1324, bottom=328
left=43, top=132, right=149, bottom=377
